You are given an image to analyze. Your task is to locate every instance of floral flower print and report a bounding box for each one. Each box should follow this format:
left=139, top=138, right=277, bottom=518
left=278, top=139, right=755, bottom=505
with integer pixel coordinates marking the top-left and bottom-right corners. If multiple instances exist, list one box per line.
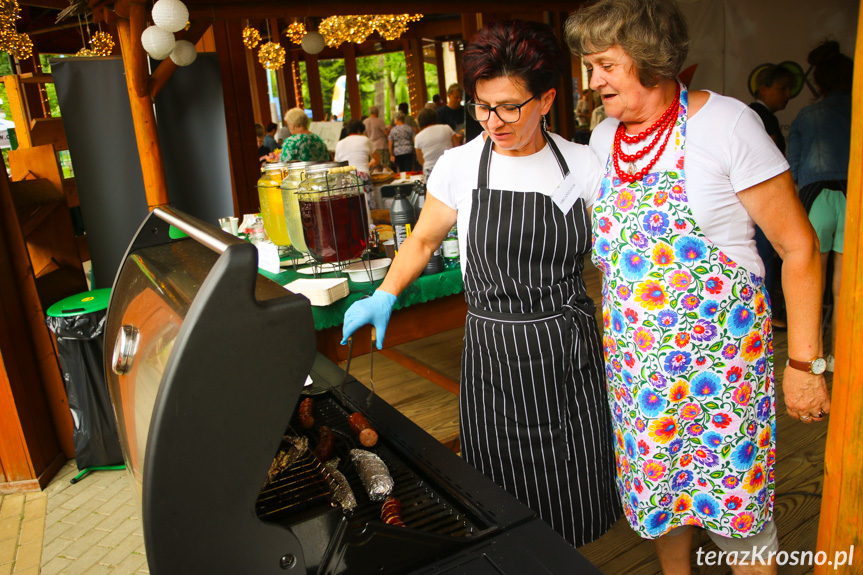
left=635, top=280, right=668, bottom=310
left=653, top=243, right=674, bottom=266
left=643, top=210, right=670, bottom=236
left=674, top=237, right=706, bottom=263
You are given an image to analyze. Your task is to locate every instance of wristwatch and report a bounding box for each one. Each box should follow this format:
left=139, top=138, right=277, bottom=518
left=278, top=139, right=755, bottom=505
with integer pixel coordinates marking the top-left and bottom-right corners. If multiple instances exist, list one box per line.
left=788, top=356, right=827, bottom=375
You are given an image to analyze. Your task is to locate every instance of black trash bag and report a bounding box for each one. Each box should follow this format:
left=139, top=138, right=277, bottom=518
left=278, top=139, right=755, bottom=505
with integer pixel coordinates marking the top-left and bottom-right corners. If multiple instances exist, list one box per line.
left=45, top=310, right=124, bottom=471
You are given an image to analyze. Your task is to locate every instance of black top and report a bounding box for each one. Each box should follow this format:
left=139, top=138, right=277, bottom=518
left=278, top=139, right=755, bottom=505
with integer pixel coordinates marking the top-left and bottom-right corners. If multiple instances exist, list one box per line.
left=749, top=101, right=786, bottom=155
left=437, top=105, right=465, bottom=131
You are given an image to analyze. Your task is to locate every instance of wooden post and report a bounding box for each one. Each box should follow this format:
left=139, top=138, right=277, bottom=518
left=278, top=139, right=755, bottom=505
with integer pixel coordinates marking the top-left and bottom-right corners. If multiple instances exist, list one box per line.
left=548, top=11, right=575, bottom=140
left=115, top=3, right=169, bottom=211
left=814, top=4, right=863, bottom=572
left=434, top=41, right=446, bottom=102
left=305, top=53, right=325, bottom=121
left=213, top=19, right=262, bottom=217
left=404, top=37, right=427, bottom=112
left=343, top=43, right=362, bottom=120
left=246, top=43, right=271, bottom=125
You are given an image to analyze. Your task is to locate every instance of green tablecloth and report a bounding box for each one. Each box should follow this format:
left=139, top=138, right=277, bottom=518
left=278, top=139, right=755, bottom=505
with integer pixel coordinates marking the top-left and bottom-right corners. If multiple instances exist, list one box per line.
left=260, top=261, right=464, bottom=330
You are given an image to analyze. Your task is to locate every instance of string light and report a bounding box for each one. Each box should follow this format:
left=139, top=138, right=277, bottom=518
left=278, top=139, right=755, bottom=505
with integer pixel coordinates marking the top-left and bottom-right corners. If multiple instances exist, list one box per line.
left=90, top=30, right=114, bottom=56
left=0, top=0, right=32, bottom=60
left=318, top=14, right=422, bottom=48
left=258, top=41, right=285, bottom=70
left=284, top=21, right=305, bottom=44
left=242, top=25, right=261, bottom=49
left=292, top=60, right=304, bottom=109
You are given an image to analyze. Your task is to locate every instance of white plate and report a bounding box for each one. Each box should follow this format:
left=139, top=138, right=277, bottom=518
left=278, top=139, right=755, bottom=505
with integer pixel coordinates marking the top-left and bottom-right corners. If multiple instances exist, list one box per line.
left=342, top=259, right=391, bottom=283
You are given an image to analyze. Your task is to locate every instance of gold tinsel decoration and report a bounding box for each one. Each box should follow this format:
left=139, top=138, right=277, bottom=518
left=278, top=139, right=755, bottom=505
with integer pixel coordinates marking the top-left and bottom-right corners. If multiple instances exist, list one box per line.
left=0, top=0, right=30, bottom=59
left=89, top=30, right=114, bottom=56
left=258, top=41, right=285, bottom=70
left=76, top=47, right=95, bottom=57
left=318, top=14, right=422, bottom=48
left=0, top=0, right=18, bottom=22
left=242, top=26, right=261, bottom=49
left=284, top=21, right=305, bottom=44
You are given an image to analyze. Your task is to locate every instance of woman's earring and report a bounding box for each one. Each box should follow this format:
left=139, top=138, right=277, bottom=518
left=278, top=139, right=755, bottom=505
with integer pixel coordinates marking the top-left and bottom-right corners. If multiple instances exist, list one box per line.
left=542, top=115, right=548, bottom=131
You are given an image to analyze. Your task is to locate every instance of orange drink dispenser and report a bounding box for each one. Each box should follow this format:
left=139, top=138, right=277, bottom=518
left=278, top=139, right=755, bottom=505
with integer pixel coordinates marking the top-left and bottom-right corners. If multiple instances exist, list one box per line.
left=257, top=162, right=291, bottom=246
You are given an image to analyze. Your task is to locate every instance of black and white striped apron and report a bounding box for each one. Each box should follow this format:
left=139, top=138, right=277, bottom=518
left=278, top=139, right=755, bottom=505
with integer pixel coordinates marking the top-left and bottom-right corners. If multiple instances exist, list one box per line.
left=459, top=134, right=621, bottom=546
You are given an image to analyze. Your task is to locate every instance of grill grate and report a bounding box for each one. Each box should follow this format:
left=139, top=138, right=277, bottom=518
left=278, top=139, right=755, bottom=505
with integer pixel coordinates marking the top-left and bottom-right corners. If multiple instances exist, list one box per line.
left=255, top=394, right=487, bottom=539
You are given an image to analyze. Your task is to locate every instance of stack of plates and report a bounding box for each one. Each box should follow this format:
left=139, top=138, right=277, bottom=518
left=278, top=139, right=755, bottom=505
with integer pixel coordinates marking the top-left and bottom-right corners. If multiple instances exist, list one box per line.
left=283, top=278, right=349, bottom=306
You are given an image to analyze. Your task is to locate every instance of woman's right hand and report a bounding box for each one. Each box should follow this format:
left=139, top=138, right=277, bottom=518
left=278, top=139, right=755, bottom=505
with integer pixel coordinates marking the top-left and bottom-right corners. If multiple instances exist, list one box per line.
left=341, top=290, right=398, bottom=349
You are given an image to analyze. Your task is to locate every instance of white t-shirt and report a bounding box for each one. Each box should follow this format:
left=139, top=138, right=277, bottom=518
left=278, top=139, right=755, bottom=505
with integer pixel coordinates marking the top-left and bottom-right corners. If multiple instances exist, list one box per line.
left=589, top=91, right=789, bottom=276
left=430, top=132, right=604, bottom=276
left=415, top=124, right=456, bottom=177
left=334, top=135, right=375, bottom=175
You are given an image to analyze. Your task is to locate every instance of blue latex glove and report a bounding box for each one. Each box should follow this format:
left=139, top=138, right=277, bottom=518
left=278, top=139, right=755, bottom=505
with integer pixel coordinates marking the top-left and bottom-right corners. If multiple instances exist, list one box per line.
left=341, top=290, right=397, bottom=350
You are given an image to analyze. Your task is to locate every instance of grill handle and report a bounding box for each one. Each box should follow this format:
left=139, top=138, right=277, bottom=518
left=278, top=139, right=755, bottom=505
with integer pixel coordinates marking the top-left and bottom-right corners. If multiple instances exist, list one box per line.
left=153, top=206, right=245, bottom=255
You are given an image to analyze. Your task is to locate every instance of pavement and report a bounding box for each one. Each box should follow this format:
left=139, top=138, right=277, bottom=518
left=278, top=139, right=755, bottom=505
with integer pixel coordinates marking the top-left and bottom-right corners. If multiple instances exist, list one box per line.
left=0, top=460, right=149, bottom=575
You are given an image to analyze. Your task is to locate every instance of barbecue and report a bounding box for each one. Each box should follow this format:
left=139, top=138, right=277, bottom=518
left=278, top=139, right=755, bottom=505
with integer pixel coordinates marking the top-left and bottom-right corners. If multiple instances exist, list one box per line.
left=104, top=206, right=601, bottom=574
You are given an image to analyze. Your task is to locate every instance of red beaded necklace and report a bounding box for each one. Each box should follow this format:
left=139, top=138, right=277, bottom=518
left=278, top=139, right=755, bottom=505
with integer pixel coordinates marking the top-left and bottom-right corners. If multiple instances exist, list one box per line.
left=613, top=84, right=681, bottom=183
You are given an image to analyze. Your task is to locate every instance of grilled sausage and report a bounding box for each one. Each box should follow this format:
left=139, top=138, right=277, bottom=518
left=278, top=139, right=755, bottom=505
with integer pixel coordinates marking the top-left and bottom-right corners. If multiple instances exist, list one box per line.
left=348, top=412, right=378, bottom=447
left=381, top=496, right=405, bottom=527
left=298, top=397, right=315, bottom=429
left=314, top=426, right=335, bottom=461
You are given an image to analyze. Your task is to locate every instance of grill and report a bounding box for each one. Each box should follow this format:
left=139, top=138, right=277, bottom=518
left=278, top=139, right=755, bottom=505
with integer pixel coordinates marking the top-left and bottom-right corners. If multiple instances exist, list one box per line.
left=104, top=207, right=601, bottom=575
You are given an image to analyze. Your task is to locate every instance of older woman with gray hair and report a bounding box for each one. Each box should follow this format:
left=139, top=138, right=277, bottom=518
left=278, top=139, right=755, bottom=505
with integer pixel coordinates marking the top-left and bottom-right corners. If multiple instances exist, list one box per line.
left=566, top=0, right=827, bottom=572
left=279, top=107, right=330, bottom=163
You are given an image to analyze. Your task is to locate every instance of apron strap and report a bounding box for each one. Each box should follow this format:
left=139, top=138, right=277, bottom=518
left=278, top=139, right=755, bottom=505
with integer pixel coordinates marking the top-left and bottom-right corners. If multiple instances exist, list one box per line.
left=476, top=130, right=571, bottom=190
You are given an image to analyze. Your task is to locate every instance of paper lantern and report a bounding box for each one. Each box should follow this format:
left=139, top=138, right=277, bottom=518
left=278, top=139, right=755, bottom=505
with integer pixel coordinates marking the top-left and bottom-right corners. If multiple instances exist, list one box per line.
left=141, top=25, right=175, bottom=60
left=300, top=31, right=325, bottom=55
left=152, top=0, right=189, bottom=33
left=170, top=39, right=197, bottom=66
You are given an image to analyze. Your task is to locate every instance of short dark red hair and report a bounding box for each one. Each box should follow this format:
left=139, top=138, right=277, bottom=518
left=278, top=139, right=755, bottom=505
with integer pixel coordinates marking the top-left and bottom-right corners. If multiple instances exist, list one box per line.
left=463, top=20, right=565, bottom=99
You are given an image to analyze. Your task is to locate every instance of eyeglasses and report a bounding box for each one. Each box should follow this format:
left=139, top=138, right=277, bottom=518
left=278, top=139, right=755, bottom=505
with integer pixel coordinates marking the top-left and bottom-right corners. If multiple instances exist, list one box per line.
left=467, top=93, right=538, bottom=123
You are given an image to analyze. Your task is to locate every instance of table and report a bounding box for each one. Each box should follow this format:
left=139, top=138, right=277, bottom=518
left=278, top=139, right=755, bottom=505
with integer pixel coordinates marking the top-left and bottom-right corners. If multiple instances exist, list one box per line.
left=260, top=261, right=467, bottom=394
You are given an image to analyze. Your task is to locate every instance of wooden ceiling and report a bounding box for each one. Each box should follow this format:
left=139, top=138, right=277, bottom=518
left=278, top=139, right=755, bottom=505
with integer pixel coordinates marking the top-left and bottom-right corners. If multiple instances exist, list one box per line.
left=16, top=0, right=585, bottom=55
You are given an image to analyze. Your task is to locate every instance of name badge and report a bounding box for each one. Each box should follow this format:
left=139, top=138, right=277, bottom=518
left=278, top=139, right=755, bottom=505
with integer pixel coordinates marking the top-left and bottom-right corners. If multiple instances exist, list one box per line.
left=551, top=171, right=579, bottom=214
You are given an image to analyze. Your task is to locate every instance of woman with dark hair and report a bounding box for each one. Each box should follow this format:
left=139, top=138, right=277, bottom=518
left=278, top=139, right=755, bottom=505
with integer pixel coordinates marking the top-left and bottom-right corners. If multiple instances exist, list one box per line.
left=334, top=118, right=381, bottom=206
left=340, top=19, right=621, bottom=547
left=788, top=40, right=853, bottom=374
left=567, top=0, right=827, bottom=571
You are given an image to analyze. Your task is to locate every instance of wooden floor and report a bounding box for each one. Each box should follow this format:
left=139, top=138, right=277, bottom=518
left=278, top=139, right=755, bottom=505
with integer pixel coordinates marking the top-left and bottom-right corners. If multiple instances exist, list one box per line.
left=342, top=263, right=829, bottom=575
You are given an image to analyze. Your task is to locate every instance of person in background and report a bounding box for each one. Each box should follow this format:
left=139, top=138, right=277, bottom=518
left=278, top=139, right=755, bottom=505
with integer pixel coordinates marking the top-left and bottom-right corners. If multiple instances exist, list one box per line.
left=437, top=83, right=466, bottom=138
left=391, top=102, right=419, bottom=133
left=788, top=40, right=853, bottom=374
left=262, top=122, right=278, bottom=154
left=280, top=108, right=331, bottom=163
left=388, top=112, right=416, bottom=173
left=567, top=0, right=828, bottom=572
left=750, top=65, right=795, bottom=154
left=589, top=103, right=607, bottom=130
left=334, top=118, right=381, bottom=208
left=413, top=107, right=458, bottom=178
left=255, top=123, right=270, bottom=166
left=363, top=106, right=390, bottom=169
left=274, top=121, right=291, bottom=147
left=340, top=19, right=621, bottom=548
left=577, top=89, right=592, bottom=126
left=750, top=64, right=797, bottom=330
left=432, top=93, right=444, bottom=109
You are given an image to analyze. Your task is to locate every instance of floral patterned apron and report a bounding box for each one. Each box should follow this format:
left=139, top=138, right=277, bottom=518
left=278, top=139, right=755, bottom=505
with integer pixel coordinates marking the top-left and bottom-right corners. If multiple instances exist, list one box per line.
left=591, top=84, right=776, bottom=539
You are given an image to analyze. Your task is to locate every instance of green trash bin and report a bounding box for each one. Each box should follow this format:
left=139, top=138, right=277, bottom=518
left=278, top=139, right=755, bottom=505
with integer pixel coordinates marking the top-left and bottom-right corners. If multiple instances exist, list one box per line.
left=46, top=288, right=125, bottom=483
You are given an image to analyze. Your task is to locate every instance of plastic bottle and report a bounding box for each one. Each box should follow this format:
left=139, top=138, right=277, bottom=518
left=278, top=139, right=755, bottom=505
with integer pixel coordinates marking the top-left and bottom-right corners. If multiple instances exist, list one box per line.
left=389, top=189, right=416, bottom=254
left=412, top=180, right=426, bottom=220
left=442, top=224, right=459, bottom=269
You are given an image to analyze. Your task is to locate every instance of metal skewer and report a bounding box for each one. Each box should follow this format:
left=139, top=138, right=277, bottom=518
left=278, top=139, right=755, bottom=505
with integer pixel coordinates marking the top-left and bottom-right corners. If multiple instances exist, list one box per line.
left=367, top=326, right=376, bottom=407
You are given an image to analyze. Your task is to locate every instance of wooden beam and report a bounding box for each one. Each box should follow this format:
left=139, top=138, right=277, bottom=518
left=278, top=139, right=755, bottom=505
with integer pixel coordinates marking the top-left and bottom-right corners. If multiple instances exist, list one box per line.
left=115, top=9, right=170, bottom=210
left=304, top=53, right=325, bottom=121
left=187, top=1, right=583, bottom=20
left=460, top=13, right=478, bottom=47
left=343, top=43, right=362, bottom=121
left=815, top=2, right=863, bottom=570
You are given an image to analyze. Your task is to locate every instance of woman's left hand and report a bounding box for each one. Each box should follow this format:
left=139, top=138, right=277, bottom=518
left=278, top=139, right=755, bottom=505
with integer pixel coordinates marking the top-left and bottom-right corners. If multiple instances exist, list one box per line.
left=782, top=367, right=830, bottom=423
